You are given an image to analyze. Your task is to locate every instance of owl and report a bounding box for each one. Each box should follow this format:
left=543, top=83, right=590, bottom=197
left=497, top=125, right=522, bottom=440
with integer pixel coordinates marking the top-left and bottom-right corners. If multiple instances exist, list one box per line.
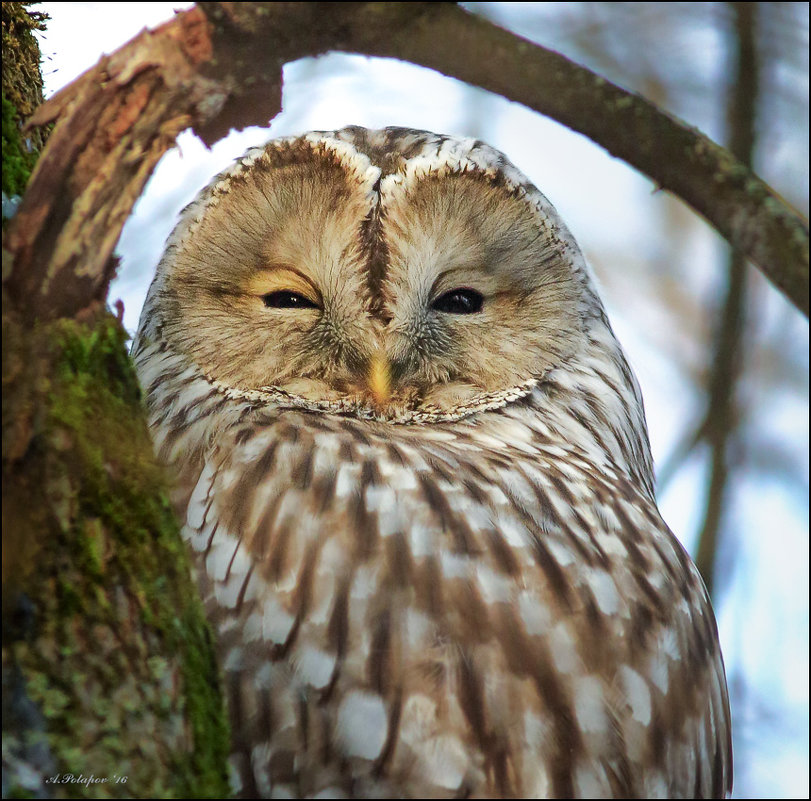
left=132, top=127, right=732, bottom=798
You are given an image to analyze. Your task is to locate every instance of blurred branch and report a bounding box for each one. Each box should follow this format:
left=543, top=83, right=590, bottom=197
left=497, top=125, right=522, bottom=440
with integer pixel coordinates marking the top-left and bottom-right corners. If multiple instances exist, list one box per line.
left=656, top=423, right=704, bottom=493
left=695, top=2, right=759, bottom=596
left=3, top=1, right=808, bottom=326
left=380, top=2, right=807, bottom=316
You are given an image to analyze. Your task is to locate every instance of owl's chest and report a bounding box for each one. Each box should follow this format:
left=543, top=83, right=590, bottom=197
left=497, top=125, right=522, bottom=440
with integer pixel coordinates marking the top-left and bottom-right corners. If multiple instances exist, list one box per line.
left=179, top=415, right=723, bottom=798
left=188, top=414, right=671, bottom=644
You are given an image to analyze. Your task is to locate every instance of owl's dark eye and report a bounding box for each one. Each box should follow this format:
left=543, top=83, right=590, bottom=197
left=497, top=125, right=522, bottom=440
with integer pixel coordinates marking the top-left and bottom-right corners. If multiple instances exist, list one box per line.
left=431, top=288, right=484, bottom=315
left=262, top=291, right=319, bottom=310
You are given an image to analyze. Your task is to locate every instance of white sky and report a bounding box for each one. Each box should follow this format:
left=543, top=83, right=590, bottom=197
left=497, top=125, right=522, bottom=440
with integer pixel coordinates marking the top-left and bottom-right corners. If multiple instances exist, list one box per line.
left=33, top=4, right=809, bottom=798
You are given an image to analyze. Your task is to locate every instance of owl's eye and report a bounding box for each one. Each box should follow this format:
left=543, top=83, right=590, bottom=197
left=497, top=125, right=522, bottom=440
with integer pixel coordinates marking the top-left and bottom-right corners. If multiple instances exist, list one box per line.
left=431, top=288, right=484, bottom=315
left=262, top=291, right=319, bottom=310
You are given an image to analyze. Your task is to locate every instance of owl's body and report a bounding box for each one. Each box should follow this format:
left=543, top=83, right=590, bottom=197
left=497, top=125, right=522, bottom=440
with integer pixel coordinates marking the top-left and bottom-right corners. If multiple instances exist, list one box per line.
left=134, top=127, right=731, bottom=798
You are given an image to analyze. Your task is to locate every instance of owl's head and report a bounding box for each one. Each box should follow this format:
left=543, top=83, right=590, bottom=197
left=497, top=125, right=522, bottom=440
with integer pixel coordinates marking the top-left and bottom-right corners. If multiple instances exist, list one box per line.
left=140, top=127, right=608, bottom=421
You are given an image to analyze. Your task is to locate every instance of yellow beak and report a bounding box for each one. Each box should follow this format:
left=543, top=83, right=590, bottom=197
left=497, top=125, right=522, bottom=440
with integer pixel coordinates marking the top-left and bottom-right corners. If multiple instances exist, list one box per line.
left=368, top=352, right=392, bottom=408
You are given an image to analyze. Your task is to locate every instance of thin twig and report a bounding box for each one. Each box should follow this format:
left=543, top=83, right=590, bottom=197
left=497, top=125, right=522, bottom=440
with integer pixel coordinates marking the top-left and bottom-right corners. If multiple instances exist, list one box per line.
left=694, top=2, right=759, bottom=597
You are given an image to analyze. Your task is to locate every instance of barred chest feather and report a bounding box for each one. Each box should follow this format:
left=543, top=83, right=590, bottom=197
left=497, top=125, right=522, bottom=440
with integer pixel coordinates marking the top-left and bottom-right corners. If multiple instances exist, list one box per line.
left=141, top=355, right=730, bottom=799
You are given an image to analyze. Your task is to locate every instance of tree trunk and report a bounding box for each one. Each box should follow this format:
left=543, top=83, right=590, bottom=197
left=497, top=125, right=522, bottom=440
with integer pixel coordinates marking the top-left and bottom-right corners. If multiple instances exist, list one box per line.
left=2, top=4, right=230, bottom=797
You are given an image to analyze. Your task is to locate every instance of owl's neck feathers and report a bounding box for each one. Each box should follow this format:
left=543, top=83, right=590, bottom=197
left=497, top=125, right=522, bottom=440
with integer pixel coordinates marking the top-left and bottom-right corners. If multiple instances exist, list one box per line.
left=203, top=375, right=541, bottom=424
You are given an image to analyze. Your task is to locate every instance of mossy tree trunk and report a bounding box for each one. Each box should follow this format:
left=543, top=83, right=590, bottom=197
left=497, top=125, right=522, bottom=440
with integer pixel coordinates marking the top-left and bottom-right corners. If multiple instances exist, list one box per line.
left=2, top=4, right=230, bottom=798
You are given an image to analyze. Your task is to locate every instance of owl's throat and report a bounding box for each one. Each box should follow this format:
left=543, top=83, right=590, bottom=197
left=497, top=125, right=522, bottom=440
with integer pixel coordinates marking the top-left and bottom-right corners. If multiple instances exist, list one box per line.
left=210, top=374, right=540, bottom=425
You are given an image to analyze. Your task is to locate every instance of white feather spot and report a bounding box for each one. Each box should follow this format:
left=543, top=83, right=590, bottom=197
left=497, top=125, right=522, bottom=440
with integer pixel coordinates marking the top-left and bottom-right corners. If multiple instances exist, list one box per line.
left=589, top=569, right=621, bottom=616
left=334, top=464, right=359, bottom=498
left=235, top=430, right=276, bottom=464
left=335, top=691, right=388, bottom=760
left=241, top=569, right=263, bottom=604
left=214, top=568, right=247, bottom=609
left=403, top=608, right=433, bottom=650
left=219, top=465, right=243, bottom=494
left=350, top=565, right=379, bottom=600
left=494, top=515, right=529, bottom=549
left=524, top=761, right=552, bottom=798
left=418, top=428, right=459, bottom=443
left=574, top=762, right=610, bottom=798
left=183, top=518, right=215, bottom=553
left=217, top=616, right=238, bottom=635
left=407, top=524, right=432, bottom=558
left=364, top=484, right=394, bottom=515
left=620, top=665, right=652, bottom=726
left=388, top=464, right=419, bottom=491
left=645, top=770, right=670, bottom=799
left=399, top=693, right=438, bottom=746
left=254, top=661, right=274, bottom=689
left=659, top=627, right=680, bottom=660
left=374, top=500, right=404, bottom=538
left=261, top=596, right=295, bottom=644
left=523, top=709, right=551, bottom=748
left=550, top=622, right=579, bottom=674
left=205, top=535, right=239, bottom=582
left=250, top=742, right=272, bottom=797
left=547, top=540, right=575, bottom=568
left=420, top=735, right=469, bottom=790
left=293, top=645, right=336, bottom=689
left=186, top=461, right=216, bottom=529
left=222, top=647, right=243, bottom=673
left=228, top=541, right=252, bottom=580
left=648, top=648, right=670, bottom=695
left=476, top=565, right=511, bottom=604
left=574, top=675, right=607, bottom=733
left=594, top=516, right=628, bottom=556
left=246, top=478, right=286, bottom=534
left=440, top=551, right=469, bottom=581
left=518, top=591, right=552, bottom=637
left=226, top=754, right=245, bottom=796
left=243, top=611, right=262, bottom=642
left=390, top=444, right=428, bottom=473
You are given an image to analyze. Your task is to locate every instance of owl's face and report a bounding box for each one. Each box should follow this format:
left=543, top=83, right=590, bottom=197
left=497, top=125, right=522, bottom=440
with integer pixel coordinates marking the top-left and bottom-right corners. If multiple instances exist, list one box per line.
left=136, top=128, right=731, bottom=799
left=155, top=128, right=589, bottom=418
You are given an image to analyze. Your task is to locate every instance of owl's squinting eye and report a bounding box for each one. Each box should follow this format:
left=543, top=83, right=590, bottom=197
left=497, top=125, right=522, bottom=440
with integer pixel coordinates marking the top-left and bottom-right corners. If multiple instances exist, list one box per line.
left=262, top=291, right=320, bottom=310
left=431, top=288, right=484, bottom=315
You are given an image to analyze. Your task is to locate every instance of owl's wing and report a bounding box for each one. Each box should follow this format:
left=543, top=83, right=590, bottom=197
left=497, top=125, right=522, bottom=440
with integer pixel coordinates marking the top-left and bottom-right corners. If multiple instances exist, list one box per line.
left=180, top=411, right=731, bottom=799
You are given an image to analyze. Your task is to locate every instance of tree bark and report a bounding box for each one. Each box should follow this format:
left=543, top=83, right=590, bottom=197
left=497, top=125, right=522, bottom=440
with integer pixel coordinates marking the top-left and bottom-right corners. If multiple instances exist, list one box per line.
left=2, top=4, right=230, bottom=797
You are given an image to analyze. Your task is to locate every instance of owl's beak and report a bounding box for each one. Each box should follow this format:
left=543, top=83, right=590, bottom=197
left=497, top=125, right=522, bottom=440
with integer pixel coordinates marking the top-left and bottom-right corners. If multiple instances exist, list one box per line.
left=367, top=352, right=392, bottom=408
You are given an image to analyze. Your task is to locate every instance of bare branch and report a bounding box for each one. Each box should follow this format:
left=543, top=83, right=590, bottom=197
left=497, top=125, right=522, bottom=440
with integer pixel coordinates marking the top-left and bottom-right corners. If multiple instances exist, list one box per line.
left=367, top=3, right=808, bottom=317
left=4, top=2, right=808, bottom=323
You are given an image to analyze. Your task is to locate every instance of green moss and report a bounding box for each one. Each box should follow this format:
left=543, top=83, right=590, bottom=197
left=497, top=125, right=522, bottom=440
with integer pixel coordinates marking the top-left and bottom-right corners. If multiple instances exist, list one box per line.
left=2, top=3, right=50, bottom=199
left=4, top=315, right=230, bottom=798
left=2, top=91, right=37, bottom=196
